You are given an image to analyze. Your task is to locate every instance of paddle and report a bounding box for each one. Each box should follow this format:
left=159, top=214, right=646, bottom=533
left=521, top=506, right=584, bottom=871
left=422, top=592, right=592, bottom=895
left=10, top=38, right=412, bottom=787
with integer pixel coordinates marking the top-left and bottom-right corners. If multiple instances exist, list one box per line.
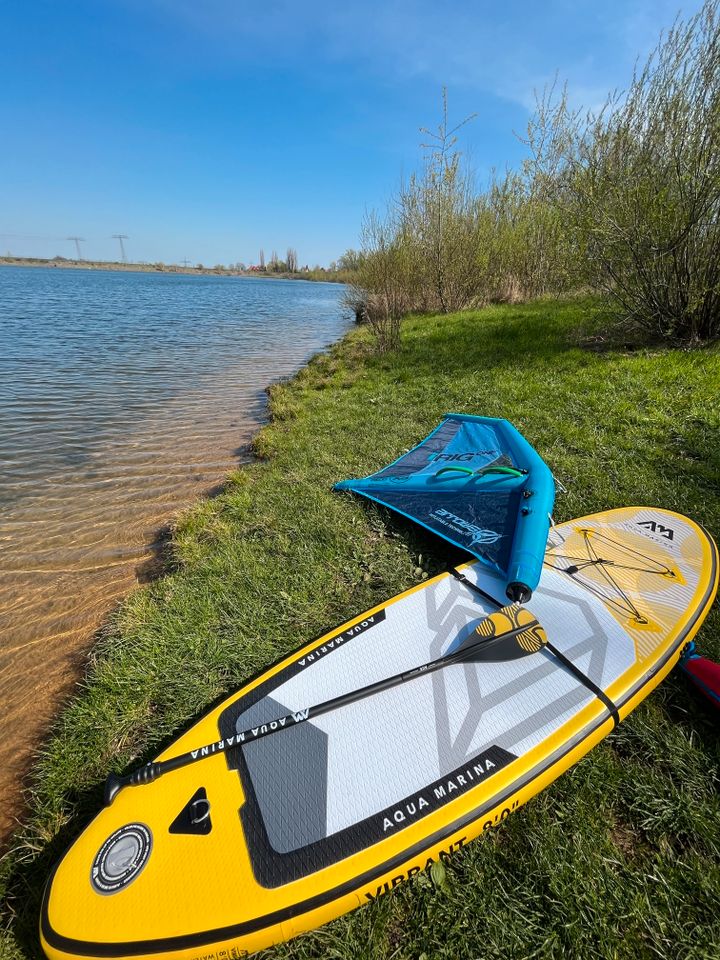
left=451, top=568, right=620, bottom=726
left=104, top=603, right=547, bottom=804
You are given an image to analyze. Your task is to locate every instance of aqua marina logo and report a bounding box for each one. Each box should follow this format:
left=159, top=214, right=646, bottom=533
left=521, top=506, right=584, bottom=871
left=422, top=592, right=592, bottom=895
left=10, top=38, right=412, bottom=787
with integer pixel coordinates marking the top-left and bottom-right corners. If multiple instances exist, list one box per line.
left=637, top=519, right=675, bottom=541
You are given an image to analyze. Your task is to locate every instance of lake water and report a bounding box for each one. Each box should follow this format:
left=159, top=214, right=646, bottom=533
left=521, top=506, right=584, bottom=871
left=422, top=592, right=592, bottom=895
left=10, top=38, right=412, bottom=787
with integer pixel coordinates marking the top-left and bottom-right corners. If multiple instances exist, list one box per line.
left=0, top=266, right=350, bottom=838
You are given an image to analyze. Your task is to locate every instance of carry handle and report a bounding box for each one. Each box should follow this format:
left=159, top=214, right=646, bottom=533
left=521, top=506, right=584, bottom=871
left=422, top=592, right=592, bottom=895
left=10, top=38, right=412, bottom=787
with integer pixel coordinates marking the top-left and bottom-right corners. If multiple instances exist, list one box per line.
left=434, top=466, right=474, bottom=478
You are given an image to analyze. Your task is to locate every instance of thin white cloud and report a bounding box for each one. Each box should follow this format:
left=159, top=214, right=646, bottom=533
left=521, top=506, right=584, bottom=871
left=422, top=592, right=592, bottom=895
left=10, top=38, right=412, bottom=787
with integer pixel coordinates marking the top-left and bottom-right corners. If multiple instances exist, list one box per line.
left=140, top=0, right=706, bottom=116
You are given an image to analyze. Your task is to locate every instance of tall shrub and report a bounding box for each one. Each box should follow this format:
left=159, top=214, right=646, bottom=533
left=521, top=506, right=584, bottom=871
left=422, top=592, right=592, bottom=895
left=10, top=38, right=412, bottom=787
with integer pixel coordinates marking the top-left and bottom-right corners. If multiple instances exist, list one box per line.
left=571, top=0, right=720, bottom=341
left=350, top=211, right=416, bottom=352
left=399, top=90, right=481, bottom=313
left=353, top=92, right=484, bottom=349
left=354, top=2, right=720, bottom=350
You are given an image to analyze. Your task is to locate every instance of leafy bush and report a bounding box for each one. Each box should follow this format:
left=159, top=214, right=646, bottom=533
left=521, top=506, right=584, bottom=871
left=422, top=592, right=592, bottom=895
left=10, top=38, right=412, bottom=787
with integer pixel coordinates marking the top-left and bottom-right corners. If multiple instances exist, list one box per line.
left=355, top=1, right=720, bottom=350
left=570, top=0, right=720, bottom=341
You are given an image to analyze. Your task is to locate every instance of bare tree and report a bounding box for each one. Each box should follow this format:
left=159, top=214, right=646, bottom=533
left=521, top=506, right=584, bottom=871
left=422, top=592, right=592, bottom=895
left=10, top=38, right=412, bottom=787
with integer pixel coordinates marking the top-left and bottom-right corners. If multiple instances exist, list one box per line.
left=259, top=249, right=265, bottom=269
left=416, top=88, right=478, bottom=312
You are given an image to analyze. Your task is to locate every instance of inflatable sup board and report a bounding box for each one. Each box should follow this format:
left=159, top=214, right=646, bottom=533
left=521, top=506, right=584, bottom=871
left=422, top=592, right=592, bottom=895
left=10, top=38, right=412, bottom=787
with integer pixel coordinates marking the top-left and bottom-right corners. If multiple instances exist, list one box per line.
left=41, top=508, right=718, bottom=960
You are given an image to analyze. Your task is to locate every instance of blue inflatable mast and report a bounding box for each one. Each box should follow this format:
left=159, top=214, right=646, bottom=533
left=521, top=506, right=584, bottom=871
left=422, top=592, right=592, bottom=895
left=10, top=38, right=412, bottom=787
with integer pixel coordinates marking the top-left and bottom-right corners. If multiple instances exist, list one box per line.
left=335, top=413, right=555, bottom=603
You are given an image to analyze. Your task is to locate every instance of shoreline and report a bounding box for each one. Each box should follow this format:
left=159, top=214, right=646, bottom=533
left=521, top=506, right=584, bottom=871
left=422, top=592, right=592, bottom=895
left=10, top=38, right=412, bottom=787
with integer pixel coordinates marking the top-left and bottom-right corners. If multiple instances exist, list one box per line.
left=0, top=256, right=347, bottom=282
left=0, top=277, right=351, bottom=852
left=2, top=296, right=718, bottom=959
left=0, top=443, right=259, bottom=851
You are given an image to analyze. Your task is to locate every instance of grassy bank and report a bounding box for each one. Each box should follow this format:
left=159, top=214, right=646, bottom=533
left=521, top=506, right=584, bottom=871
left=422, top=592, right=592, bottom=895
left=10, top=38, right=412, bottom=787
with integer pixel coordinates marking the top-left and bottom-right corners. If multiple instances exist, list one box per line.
left=2, top=296, right=719, bottom=959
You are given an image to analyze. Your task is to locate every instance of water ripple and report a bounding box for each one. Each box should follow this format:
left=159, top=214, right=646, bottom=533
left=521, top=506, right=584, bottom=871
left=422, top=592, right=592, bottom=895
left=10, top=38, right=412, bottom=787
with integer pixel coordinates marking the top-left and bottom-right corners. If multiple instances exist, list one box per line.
left=0, top=266, right=350, bottom=835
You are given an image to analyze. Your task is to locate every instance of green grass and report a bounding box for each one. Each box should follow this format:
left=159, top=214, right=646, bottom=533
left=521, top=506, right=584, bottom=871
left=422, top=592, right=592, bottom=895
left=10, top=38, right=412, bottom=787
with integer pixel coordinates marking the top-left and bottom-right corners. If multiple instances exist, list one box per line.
left=2, top=296, right=719, bottom=960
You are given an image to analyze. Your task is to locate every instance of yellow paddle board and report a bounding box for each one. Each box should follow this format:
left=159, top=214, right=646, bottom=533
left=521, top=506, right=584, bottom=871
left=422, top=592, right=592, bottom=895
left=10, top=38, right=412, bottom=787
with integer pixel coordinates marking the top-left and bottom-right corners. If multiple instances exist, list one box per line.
left=41, top=507, right=718, bottom=960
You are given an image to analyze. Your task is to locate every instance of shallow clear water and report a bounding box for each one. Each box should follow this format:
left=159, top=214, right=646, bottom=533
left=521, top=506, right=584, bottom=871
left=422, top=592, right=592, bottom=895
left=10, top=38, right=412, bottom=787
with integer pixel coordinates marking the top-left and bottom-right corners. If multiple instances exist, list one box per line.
left=0, top=266, right=350, bottom=835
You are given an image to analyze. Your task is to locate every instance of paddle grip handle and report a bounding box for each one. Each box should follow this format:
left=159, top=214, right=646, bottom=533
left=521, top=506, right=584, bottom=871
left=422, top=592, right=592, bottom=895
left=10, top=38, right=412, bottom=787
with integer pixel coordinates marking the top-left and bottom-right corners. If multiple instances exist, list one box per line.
left=104, top=762, right=164, bottom=805
left=129, top=762, right=164, bottom=786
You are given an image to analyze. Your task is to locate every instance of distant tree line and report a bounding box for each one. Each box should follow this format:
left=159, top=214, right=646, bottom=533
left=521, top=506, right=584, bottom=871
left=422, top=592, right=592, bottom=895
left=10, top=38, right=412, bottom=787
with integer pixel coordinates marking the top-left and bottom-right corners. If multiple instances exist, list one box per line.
left=350, top=0, right=720, bottom=350
left=237, top=247, right=359, bottom=282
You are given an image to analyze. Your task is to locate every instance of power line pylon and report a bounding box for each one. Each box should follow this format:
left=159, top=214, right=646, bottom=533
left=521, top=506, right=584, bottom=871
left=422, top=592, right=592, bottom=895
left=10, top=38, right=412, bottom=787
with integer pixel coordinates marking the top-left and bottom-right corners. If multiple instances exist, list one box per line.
left=112, top=234, right=129, bottom=262
left=67, top=237, right=85, bottom=260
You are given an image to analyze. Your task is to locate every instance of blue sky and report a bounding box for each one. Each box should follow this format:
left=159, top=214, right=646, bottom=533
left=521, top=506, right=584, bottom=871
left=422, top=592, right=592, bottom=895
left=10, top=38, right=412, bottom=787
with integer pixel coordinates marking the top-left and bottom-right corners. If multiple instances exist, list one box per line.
left=0, top=0, right=703, bottom=267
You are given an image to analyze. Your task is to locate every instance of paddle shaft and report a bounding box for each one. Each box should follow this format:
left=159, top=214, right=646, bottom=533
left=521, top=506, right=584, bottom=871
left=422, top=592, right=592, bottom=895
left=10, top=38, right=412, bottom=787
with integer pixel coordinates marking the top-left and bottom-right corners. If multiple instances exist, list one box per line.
left=105, top=614, right=536, bottom=803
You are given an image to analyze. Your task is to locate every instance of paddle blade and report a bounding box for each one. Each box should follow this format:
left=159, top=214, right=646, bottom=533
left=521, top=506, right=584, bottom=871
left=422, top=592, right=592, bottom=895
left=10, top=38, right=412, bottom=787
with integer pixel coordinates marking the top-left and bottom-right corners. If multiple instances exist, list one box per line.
left=464, top=603, right=547, bottom=663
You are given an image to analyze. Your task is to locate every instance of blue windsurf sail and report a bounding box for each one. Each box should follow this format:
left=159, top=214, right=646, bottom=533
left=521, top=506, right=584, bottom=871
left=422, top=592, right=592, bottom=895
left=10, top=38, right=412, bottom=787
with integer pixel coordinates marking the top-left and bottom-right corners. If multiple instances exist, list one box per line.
left=335, top=413, right=555, bottom=602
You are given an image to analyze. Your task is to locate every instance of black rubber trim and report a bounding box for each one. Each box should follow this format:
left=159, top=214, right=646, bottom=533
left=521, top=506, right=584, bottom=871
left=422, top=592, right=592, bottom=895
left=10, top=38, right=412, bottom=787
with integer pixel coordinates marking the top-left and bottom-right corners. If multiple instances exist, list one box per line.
left=41, top=529, right=718, bottom=957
